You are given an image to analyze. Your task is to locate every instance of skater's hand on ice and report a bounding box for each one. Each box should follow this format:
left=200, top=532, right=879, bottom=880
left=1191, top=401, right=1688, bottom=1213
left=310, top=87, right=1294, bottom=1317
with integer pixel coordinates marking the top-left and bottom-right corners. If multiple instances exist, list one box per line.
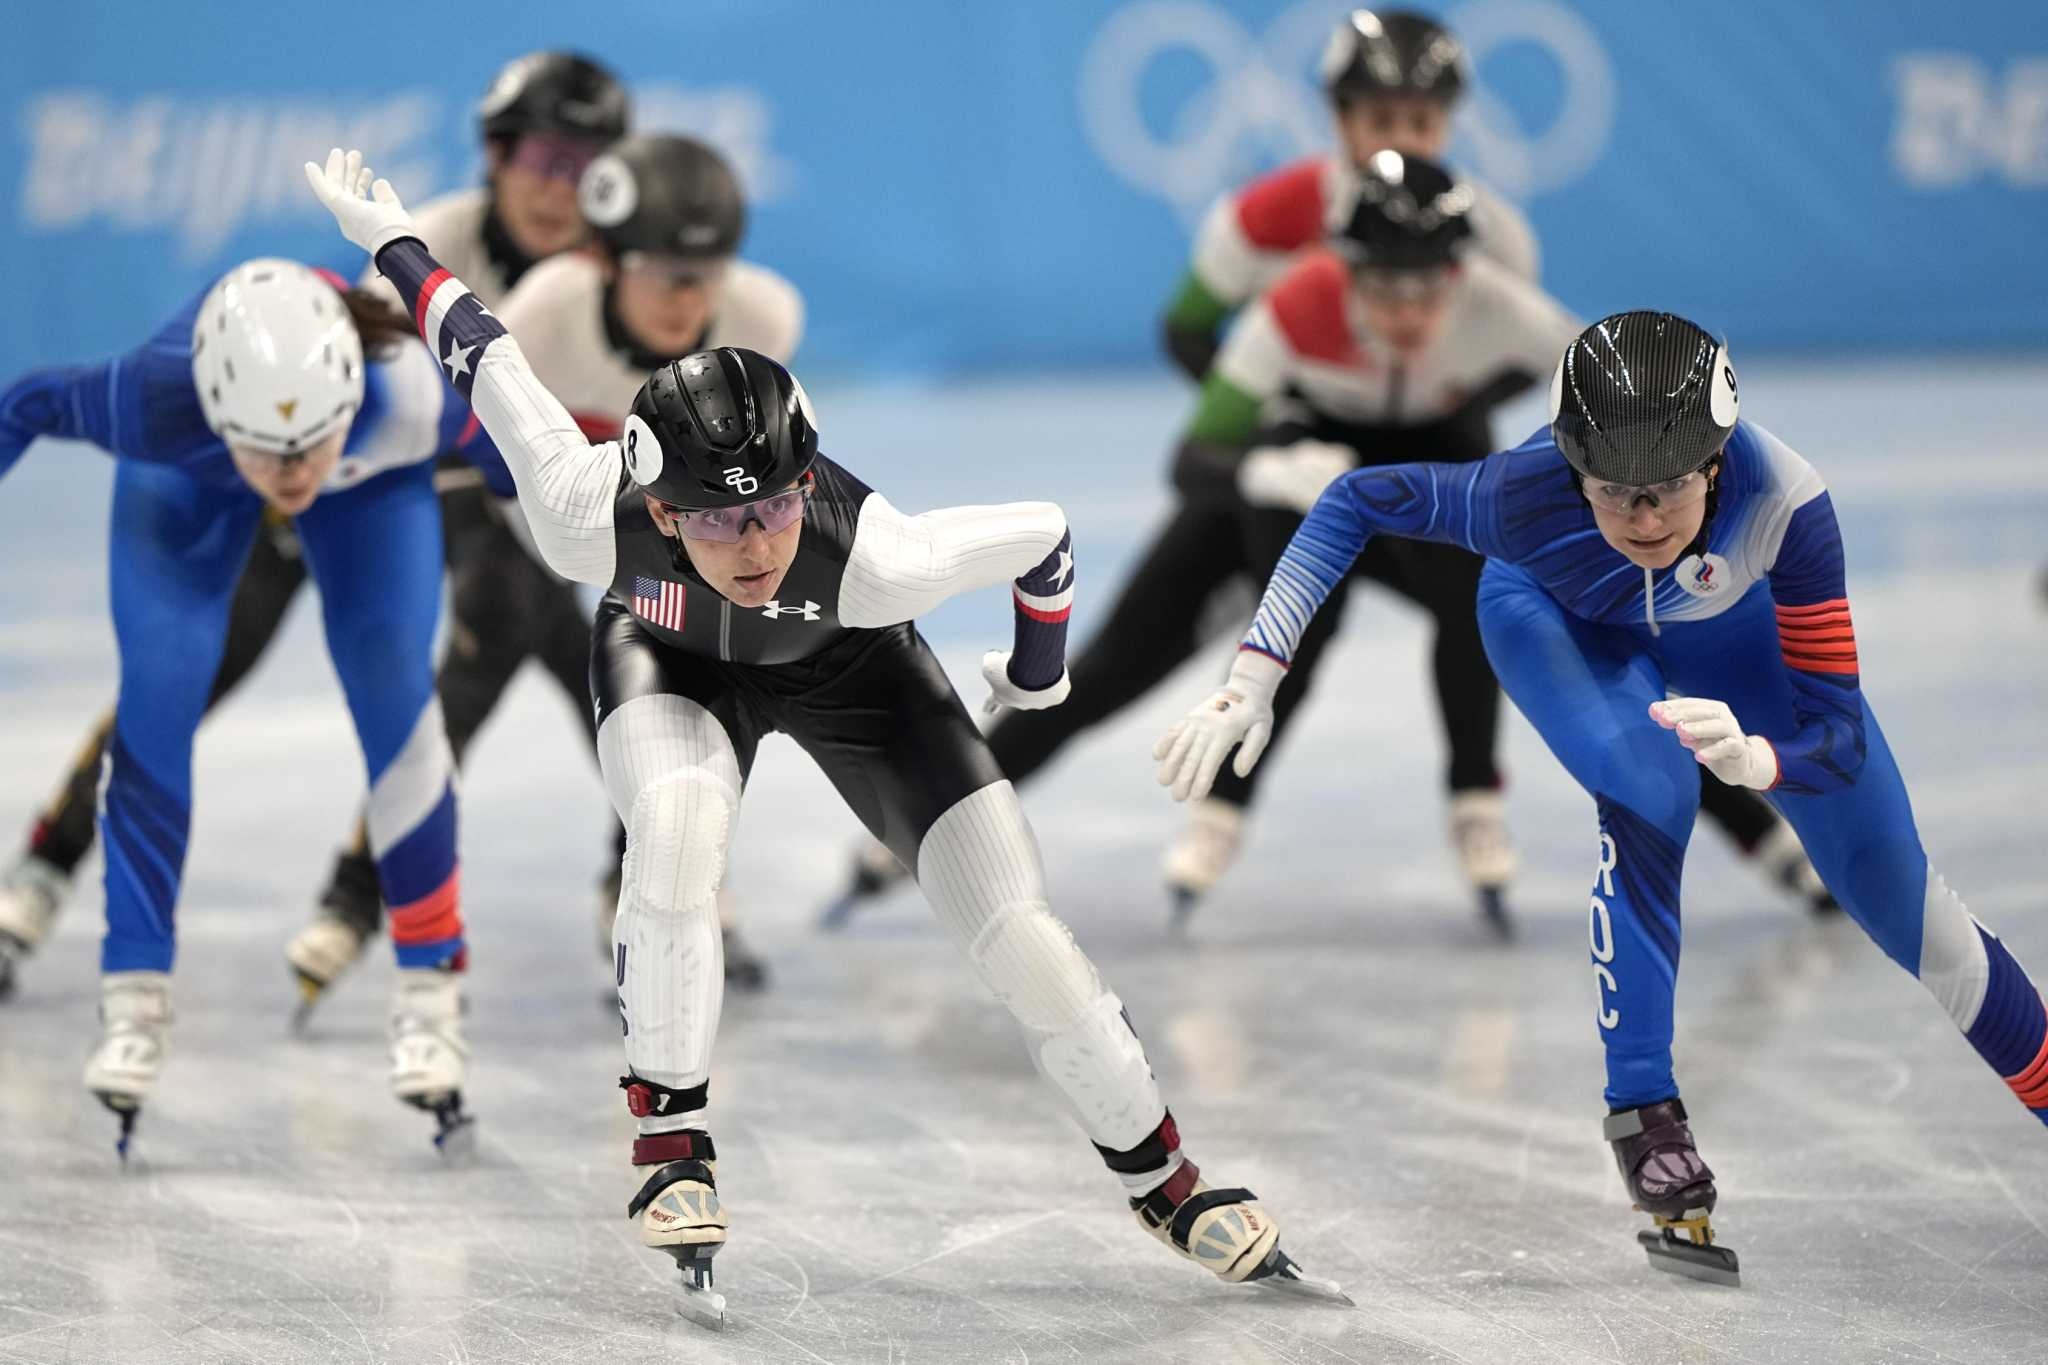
left=304, top=148, right=419, bottom=257
left=1237, top=440, right=1352, bottom=514
left=980, top=650, right=1070, bottom=714
left=1650, top=697, right=1779, bottom=790
left=1154, top=651, right=1284, bottom=802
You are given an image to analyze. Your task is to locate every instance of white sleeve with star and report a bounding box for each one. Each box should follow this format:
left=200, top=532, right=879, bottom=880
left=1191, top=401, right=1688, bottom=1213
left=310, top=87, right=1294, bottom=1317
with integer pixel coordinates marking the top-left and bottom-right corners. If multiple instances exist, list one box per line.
left=838, top=492, right=1071, bottom=628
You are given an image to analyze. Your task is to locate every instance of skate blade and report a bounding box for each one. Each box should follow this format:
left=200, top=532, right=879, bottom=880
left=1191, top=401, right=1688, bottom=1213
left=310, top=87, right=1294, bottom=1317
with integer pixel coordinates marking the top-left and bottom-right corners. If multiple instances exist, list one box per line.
left=1250, top=1249, right=1355, bottom=1307
left=1166, top=886, right=1199, bottom=935
left=663, top=1246, right=726, bottom=1330
left=92, top=1093, right=141, bottom=1162
left=1638, top=1229, right=1741, bottom=1287
left=289, top=972, right=326, bottom=1033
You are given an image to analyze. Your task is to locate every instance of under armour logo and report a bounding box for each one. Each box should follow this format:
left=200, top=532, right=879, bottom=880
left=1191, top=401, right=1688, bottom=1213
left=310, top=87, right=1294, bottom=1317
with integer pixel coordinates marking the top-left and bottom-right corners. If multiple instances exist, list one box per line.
left=761, top=599, right=820, bottom=621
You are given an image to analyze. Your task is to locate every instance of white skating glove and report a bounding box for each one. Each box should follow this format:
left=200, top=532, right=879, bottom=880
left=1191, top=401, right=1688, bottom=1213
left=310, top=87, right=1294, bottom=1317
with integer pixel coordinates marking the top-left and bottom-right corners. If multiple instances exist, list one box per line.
left=1237, top=440, right=1353, bottom=515
left=980, top=650, right=1071, bottom=714
left=1650, top=697, right=1779, bottom=790
left=303, top=148, right=421, bottom=257
left=1153, top=651, right=1285, bottom=802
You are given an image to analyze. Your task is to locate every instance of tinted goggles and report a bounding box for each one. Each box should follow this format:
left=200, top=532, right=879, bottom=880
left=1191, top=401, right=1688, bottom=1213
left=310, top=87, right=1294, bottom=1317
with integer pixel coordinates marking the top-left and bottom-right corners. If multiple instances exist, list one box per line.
left=665, top=480, right=811, bottom=543
left=1579, top=471, right=1711, bottom=515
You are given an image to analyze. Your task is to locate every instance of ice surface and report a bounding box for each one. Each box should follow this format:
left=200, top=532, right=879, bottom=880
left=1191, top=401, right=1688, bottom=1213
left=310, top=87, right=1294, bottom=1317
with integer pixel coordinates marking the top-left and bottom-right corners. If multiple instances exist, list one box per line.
left=2, top=362, right=2045, bottom=1363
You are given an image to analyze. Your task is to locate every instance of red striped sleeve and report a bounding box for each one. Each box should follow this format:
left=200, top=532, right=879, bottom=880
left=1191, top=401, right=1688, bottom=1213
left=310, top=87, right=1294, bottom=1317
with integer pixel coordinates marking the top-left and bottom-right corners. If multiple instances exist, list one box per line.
left=1777, top=599, right=1858, bottom=675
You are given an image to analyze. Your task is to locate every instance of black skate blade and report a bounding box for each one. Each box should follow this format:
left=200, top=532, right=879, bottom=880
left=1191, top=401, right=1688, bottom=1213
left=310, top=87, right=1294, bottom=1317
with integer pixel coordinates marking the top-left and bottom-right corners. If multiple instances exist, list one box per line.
left=1167, top=886, right=1199, bottom=935
left=93, top=1094, right=140, bottom=1162
left=404, top=1092, right=477, bottom=1158
left=1249, top=1248, right=1354, bottom=1307
left=1638, top=1229, right=1740, bottom=1287
left=1476, top=886, right=1514, bottom=940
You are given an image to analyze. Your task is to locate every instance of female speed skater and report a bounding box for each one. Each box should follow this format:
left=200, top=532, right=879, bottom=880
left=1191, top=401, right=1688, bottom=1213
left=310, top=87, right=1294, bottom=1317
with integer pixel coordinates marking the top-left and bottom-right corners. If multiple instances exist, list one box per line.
left=0, top=258, right=494, bottom=1154
left=307, top=147, right=1349, bottom=1327
left=1156, top=311, right=2048, bottom=1285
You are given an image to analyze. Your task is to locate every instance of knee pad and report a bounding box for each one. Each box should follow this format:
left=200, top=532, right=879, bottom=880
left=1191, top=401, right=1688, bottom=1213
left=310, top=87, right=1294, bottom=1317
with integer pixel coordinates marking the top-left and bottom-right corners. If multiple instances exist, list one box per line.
left=1914, top=871, right=1989, bottom=1028
left=623, top=769, right=735, bottom=920
left=965, top=902, right=1101, bottom=1034
left=1033, top=990, right=1165, bottom=1152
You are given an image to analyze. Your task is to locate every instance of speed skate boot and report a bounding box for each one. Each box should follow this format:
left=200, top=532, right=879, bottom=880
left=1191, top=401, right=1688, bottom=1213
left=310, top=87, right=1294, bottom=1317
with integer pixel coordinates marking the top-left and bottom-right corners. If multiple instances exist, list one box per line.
left=1752, top=824, right=1840, bottom=915
left=1160, top=798, right=1244, bottom=930
left=286, top=848, right=382, bottom=1027
left=816, top=836, right=907, bottom=930
left=0, top=854, right=68, bottom=1000
left=389, top=967, right=474, bottom=1154
left=1605, top=1098, right=1739, bottom=1286
left=82, top=971, right=172, bottom=1161
left=1447, top=790, right=1517, bottom=938
left=622, top=1079, right=727, bottom=1330
left=1132, top=1165, right=1353, bottom=1304
left=1125, top=1120, right=1351, bottom=1304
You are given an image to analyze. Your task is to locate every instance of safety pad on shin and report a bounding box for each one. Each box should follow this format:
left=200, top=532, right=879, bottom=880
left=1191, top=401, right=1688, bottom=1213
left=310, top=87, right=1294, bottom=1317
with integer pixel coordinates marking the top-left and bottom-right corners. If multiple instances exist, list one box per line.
left=1033, top=991, right=1167, bottom=1154
left=616, top=769, right=735, bottom=1103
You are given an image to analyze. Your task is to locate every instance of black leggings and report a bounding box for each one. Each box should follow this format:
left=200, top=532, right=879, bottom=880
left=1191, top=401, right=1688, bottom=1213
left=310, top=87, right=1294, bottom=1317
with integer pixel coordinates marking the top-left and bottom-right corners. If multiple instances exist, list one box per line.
left=591, top=601, right=1003, bottom=870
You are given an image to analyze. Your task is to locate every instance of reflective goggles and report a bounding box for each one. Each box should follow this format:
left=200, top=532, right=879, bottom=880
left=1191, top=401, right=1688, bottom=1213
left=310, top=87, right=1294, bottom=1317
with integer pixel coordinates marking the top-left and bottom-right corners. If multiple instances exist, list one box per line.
left=505, top=132, right=604, bottom=184
left=664, top=480, right=811, bottom=543
left=1350, top=265, right=1458, bottom=305
left=620, top=252, right=730, bottom=292
left=1579, top=470, right=1711, bottom=515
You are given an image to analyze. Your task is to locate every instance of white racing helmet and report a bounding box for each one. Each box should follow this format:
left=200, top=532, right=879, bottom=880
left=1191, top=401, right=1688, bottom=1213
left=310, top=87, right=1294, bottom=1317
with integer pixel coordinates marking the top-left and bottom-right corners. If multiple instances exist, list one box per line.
left=191, top=259, right=363, bottom=456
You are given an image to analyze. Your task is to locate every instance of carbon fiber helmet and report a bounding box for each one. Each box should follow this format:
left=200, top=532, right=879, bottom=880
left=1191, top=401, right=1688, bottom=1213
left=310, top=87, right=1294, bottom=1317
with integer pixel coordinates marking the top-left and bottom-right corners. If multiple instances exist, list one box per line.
left=1550, top=312, right=1739, bottom=485
left=478, top=52, right=629, bottom=145
left=1330, top=151, right=1473, bottom=272
left=578, top=134, right=745, bottom=260
left=1319, top=9, right=1468, bottom=108
left=622, top=348, right=817, bottom=508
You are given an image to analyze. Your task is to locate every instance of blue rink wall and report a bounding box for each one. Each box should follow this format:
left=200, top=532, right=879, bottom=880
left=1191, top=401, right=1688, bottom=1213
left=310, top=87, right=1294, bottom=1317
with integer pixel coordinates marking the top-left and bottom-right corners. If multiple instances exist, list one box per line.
left=1, top=0, right=2045, bottom=379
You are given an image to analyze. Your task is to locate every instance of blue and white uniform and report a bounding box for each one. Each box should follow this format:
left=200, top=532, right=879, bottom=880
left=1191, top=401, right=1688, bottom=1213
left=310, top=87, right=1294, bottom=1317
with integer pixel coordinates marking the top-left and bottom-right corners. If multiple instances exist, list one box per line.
left=0, top=273, right=500, bottom=974
left=1243, top=420, right=2048, bottom=1122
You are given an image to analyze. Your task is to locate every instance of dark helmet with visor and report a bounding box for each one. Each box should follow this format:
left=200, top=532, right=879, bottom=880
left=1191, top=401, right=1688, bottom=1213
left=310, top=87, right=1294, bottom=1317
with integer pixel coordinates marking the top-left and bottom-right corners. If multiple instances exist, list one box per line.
left=622, top=348, right=818, bottom=511
left=477, top=51, right=630, bottom=145
left=1550, top=311, right=1739, bottom=489
left=577, top=134, right=746, bottom=262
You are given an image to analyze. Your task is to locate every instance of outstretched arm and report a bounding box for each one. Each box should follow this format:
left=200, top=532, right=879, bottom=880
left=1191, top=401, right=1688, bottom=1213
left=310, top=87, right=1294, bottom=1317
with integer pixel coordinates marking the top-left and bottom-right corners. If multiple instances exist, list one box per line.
left=305, top=149, right=619, bottom=587
left=839, top=493, right=1074, bottom=708
left=0, top=361, right=119, bottom=481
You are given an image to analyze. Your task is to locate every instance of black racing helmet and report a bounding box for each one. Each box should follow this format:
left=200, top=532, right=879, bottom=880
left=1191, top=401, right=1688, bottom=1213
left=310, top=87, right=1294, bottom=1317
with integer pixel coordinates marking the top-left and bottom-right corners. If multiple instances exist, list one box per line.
left=477, top=52, right=630, bottom=145
left=1329, top=150, right=1473, bottom=272
left=578, top=135, right=746, bottom=261
left=1319, top=9, right=1468, bottom=109
left=622, top=348, right=817, bottom=508
left=1550, top=312, right=1740, bottom=486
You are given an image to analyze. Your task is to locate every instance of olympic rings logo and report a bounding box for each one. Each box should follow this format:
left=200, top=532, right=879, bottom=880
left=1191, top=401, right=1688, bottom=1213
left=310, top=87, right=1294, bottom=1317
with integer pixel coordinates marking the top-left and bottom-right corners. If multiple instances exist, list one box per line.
left=1076, top=0, right=1617, bottom=214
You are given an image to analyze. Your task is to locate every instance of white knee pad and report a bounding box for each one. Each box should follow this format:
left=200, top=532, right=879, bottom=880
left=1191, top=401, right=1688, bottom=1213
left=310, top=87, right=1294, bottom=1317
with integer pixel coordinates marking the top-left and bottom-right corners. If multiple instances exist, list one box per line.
left=623, top=769, right=734, bottom=921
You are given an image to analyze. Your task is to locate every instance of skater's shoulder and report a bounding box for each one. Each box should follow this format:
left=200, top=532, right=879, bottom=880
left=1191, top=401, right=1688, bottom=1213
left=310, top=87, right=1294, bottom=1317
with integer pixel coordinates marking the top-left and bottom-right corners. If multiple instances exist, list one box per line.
left=1264, top=251, right=1354, bottom=362
left=1722, top=420, right=1823, bottom=506
left=1232, top=156, right=1334, bottom=250
left=707, top=261, right=804, bottom=365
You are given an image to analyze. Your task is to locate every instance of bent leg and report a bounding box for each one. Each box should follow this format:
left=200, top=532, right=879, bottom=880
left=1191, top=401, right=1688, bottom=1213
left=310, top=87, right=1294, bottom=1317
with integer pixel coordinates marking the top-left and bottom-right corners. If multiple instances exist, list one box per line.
left=1478, top=562, right=1699, bottom=1108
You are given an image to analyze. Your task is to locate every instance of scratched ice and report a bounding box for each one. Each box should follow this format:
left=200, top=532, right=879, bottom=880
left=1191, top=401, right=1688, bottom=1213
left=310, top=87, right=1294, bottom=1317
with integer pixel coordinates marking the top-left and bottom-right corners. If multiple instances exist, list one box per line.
left=2, top=363, right=2044, bottom=1364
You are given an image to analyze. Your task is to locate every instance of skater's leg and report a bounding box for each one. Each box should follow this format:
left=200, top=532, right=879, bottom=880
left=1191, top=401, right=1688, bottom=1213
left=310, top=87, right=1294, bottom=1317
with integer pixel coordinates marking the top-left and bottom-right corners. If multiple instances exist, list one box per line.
left=83, top=466, right=258, bottom=1124
left=298, top=465, right=463, bottom=970
left=98, top=465, right=259, bottom=976
left=790, top=629, right=1325, bottom=1289
left=1477, top=562, right=1699, bottom=1108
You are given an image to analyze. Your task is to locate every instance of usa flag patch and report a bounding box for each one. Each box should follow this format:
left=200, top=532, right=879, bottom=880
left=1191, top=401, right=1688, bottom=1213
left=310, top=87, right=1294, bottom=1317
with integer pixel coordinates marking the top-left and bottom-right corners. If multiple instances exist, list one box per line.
left=632, top=576, right=688, bottom=631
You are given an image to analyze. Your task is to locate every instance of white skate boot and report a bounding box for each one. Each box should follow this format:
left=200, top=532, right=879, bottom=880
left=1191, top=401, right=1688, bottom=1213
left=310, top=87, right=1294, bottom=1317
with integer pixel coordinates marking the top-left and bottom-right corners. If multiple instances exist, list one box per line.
left=623, top=1121, right=728, bottom=1329
left=82, top=971, right=172, bottom=1159
left=389, top=968, right=473, bottom=1153
left=1160, top=799, right=1244, bottom=928
left=0, top=854, right=69, bottom=999
left=285, top=913, right=370, bottom=1029
left=1131, top=1157, right=1350, bottom=1303
left=1448, top=790, right=1517, bottom=938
